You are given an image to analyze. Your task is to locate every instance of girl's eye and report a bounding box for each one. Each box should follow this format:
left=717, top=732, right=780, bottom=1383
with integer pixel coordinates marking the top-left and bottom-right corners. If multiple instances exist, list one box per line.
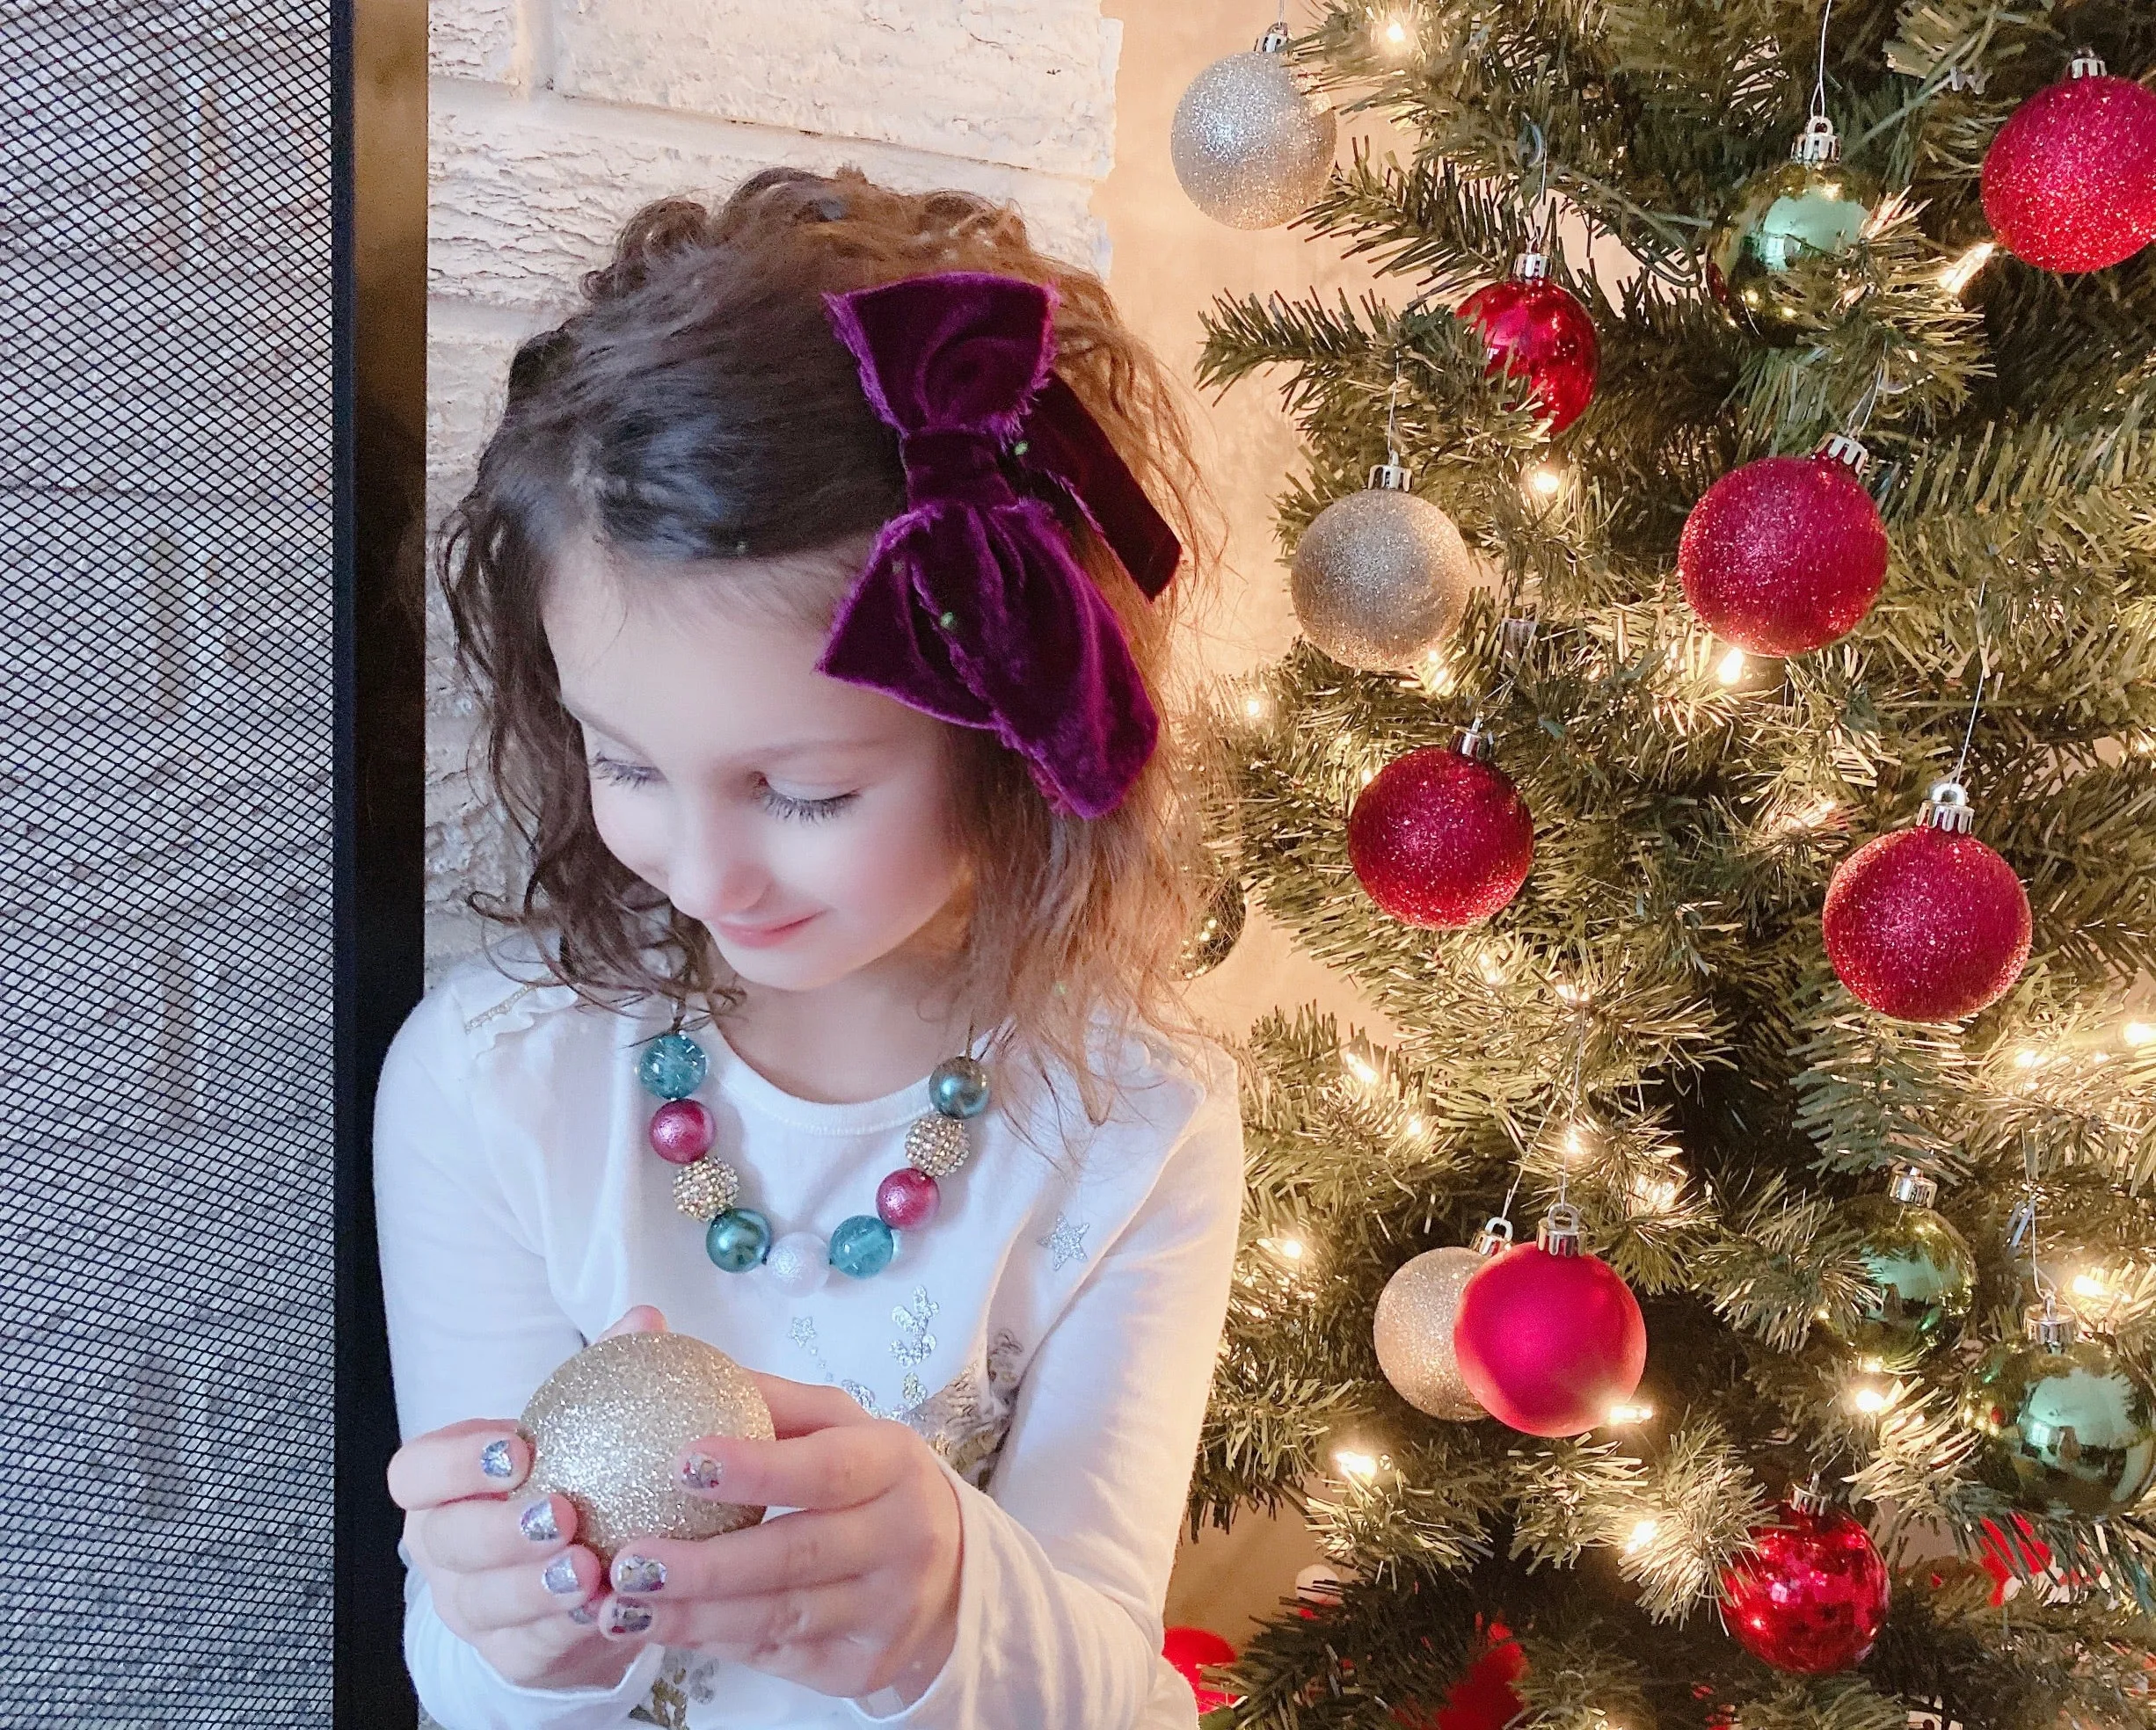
left=589, top=753, right=659, bottom=789
left=758, top=781, right=857, bottom=823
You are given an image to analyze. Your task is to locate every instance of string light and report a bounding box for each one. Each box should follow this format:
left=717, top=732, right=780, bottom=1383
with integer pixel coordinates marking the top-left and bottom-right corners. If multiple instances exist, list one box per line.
left=1606, top=1400, right=1655, bottom=1425
left=1715, top=645, right=1749, bottom=687
left=1243, top=692, right=1272, bottom=722
left=1629, top=1167, right=1683, bottom=1213
left=1624, top=1516, right=1660, bottom=1552
left=1342, top=1050, right=1380, bottom=1087
left=1418, top=650, right=1457, bottom=696
left=1377, top=12, right=1412, bottom=54
left=1271, top=1234, right=1307, bottom=1262
left=1847, top=1374, right=1894, bottom=1415
left=2123, top=1021, right=2156, bottom=1048
left=1521, top=458, right=1571, bottom=506
left=1940, top=240, right=1998, bottom=296
left=2071, top=1272, right=2109, bottom=1301
left=1775, top=795, right=1841, bottom=836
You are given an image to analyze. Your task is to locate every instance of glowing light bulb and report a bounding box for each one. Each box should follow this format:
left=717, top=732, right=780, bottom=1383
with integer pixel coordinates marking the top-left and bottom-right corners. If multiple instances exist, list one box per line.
left=2072, top=1273, right=2109, bottom=1302
left=1243, top=693, right=1271, bottom=722
left=1940, top=240, right=1997, bottom=296
left=1274, top=1235, right=1307, bottom=1262
left=1607, top=1401, right=1655, bottom=1425
left=1418, top=651, right=1456, bottom=696
left=1560, top=1120, right=1593, bottom=1161
left=1715, top=646, right=1748, bottom=687
left=1381, top=15, right=1409, bottom=47
left=1406, top=1115, right=1426, bottom=1135
left=2124, top=1021, right=2156, bottom=1048
left=1342, top=1051, right=1379, bottom=1087
left=1849, top=1378, right=1892, bottom=1415
left=2014, top=1047, right=2043, bottom=1070
left=1625, top=1516, right=1659, bottom=1552
left=1555, top=978, right=1588, bottom=1007
left=1334, top=1447, right=1380, bottom=1480
left=1521, top=460, right=1570, bottom=505
left=1477, top=949, right=1508, bottom=985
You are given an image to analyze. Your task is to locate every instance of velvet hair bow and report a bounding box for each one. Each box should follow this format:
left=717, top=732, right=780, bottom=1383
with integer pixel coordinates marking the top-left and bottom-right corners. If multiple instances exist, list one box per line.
left=819, top=271, right=1182, bottom=820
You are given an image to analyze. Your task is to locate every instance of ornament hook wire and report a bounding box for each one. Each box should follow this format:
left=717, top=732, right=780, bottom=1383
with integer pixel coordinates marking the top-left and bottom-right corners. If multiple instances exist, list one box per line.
left=1949, top=577, right=1990, bottom=789
left=1811, top=0, right=1836, bottom=125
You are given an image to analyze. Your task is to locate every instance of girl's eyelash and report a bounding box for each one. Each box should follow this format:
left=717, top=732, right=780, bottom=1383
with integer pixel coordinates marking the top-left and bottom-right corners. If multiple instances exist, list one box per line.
left=759, top=783, right=857, bottom=823
left=589, top=754, right=658, bottom=788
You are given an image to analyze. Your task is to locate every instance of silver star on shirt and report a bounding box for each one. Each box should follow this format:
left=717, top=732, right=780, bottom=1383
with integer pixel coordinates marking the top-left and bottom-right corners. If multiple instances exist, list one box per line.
left=1036, top=1212, right=1090, bottom=1271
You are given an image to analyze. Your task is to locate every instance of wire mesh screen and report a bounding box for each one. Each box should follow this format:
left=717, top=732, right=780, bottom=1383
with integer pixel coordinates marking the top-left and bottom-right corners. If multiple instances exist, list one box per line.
left=0, top=3, right=337, bottom=1719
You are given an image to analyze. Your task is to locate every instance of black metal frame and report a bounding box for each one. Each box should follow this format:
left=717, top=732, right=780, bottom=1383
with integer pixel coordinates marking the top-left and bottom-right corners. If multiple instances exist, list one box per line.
left=338, top=0, right=427, bottom=1719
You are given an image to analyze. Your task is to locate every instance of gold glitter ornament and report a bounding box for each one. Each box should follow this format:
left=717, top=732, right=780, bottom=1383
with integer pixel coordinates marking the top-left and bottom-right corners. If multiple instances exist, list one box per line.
left=520, top=1331, right=773, bottom=1564
left=905, top=1111, right=971, bottom=1179
left=1373, top=1240, right=1499, bottom=1420
left=1169, top=23, right=1337, bottom=230
left=1291, top=457, right=1475, bottom=672
left=672, top=1156, right=739, bottom=1221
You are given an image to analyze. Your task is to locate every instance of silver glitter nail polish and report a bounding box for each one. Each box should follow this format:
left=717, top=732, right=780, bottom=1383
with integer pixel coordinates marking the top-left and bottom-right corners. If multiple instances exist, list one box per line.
left=541, top=1553, right=579, bottom=1595
left=679, top=1451, right=724, bottom=1491
left=566, top=1603, right=598, bottom=1625
left=608, top=1601, right=653, bottom=1635
left=520, top=1498, right=560, bottom=1543
left=612, top=1553, right=666, bottom=1595
left=479, top=1437, right=515, bottom=1480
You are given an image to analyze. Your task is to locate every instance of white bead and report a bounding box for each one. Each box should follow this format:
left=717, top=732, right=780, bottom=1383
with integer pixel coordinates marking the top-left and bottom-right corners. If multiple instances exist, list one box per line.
left=764, top=1231, right=830, bottom=1298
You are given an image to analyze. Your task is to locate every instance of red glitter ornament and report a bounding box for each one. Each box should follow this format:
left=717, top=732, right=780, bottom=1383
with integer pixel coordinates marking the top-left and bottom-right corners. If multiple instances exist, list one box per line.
left=1347, top=729, right=1534, bottom=928
left=1678, top=436, right=1889, bottom=656
left=1718, top=1490, right=1890, bottom=1674
left=1982, top=49, right=2156, bottom=274
left=1459, top=253, right=1599, bottom=435
left=1823, top=781, right=2031, bottom=1021
left=1453, top=1205, right=1647, bottom=1437
left=1162, top=1625, right=1240, bottom=1712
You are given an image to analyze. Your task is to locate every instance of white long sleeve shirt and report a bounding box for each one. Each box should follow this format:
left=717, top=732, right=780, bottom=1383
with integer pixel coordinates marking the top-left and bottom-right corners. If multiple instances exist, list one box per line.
left=372, top=935, right=1244, bottom=1730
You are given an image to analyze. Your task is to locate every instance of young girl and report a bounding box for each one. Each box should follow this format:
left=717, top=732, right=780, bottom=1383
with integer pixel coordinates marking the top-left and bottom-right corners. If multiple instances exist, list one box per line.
left=374, top=167, right=1244, bottom=1729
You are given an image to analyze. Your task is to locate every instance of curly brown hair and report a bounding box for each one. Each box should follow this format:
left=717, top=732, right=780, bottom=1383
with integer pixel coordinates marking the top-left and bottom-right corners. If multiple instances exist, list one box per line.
left=436, top=166, right=1225, bottom=1126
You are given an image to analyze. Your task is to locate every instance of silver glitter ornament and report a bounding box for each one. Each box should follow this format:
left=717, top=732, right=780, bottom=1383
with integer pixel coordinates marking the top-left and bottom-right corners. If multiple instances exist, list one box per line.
left=906, top=1111, right=971, bottom=1180
left=1373, top=1243, right=1495, bottom=1421
left=520, top=1330, right=773, bottom=1563
left=1292, top=456, right=1475, bottom=672
left=1169, top=23, right=1337, bottom=229
left=673, top=1155, right=739, bottom=1221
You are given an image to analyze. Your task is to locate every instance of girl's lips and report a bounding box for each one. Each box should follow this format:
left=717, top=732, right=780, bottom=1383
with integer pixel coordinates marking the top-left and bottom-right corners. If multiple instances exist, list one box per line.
left=714, top=912, right=818, bottom=949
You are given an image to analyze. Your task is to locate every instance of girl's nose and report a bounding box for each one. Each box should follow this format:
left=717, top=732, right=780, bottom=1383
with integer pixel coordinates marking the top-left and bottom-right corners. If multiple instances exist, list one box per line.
left=664, top=811, right=772, bottom=923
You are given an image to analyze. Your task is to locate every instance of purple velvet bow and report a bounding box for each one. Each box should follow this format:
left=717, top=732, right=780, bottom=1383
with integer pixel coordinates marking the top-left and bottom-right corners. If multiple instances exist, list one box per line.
left=819, top=271, right=1182, bottom=820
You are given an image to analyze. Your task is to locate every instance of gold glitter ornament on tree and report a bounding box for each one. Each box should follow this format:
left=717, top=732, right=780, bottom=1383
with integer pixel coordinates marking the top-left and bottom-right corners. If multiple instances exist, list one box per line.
left=1169, top=21, right=1337, bottom=230
left=1372, top=1229, right=1508, bottom=1421
left=1291, top=453, right=1475, bottom=672
left=520, top=1330, right=773, bottom=1564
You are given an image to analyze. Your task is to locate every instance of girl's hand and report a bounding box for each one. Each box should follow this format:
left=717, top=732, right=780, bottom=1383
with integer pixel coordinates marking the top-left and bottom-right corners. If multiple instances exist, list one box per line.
left=386, top=1305, right=669, bottom=1690
left=599, top=1371, right=965, bottom=1706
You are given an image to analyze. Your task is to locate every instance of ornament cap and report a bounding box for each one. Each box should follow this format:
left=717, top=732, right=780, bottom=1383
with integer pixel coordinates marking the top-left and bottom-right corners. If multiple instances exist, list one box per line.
left=1511, top=251, right=1552, bottom=282
left=2068, top=46, right=2107, bottom=80
left=1498, top=615, right=1539, bottom=665
left=1256, top=21, right=1290, bottom=53
left=1457, top=721, right=1497, bottom=764
left=1887, top=1163, right=1941, bottom=1207
left=2026, top=1299, right=2079, bottom=1349
left=1817, top=432, right=1873, bottom=478
left=1471, top=1215, right=1515, bottom=1257
left=1791, top=113, right=1842, bottom=165
left=1917, top=779, right=1977, bottom=835
left=1537, top=1200, right=1583, bottom=1257
left=1787, top=1479, right=1832, bottom=1516
left=1368, top=451, right=1415, bottom=492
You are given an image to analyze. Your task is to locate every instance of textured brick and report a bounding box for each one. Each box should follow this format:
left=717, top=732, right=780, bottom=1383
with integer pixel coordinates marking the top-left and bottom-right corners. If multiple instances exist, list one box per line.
left=554, top=0, right=1118, bottom=178
left=428, top=0, right=528, bottom=86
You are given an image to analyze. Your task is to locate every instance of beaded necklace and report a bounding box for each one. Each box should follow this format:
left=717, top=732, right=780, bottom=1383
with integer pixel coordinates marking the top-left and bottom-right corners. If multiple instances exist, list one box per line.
left=635, top=1019, right=988, bottom=1295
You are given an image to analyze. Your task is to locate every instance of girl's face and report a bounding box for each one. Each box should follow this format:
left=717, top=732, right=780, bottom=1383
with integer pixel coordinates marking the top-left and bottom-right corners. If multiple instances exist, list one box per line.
left=541, top=542, right=970, bottom=994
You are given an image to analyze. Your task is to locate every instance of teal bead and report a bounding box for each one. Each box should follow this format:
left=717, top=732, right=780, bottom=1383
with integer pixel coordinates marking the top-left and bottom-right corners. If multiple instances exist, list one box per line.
left=637, top=1032, right=709, bottom=1100
left=929, top=1056, right=990, bottom=1119
left=828, top=1214, right=897, bottom=1279
left=706, top=1207, right=772, bottom=1272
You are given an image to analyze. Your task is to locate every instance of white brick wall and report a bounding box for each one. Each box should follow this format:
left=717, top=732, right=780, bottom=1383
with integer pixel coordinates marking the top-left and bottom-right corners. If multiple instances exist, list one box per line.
left=425, top=0, right=1125, bottom=974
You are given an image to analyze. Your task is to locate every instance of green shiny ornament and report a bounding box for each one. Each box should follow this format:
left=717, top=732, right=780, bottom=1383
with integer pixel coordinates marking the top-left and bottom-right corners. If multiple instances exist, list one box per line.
left=1179, top=872, right=1247, bottom=979
left=1830, top=1168, right=1976, bottom=1367
left=1705, top=117, right=1880, bottom=345
left=1960, top=1306, right=2156, bottom=1519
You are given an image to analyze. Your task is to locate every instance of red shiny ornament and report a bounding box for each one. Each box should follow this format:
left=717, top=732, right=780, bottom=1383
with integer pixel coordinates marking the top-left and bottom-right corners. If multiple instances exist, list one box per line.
left=1823, top=796, right=2031, bottom=1021
left=1982, top=55, right=2156, bottom=273
left=1162, top=1625, right=1239, bottom=1713
left=1678, top=447, right=1889, bottom=655
left=1978, top=1514, right=2054, bottom=1607
left=647, top=1098, right=715, bottom=1165
left=876, top=1167, right=941, bottom=1230
left=1718, top=1500, right=1890, bottom=1674
left=1453, top=1227, right=1646, bottom=1436
left=1347, top=738, right=1533, bottom=929
left=1459, top=263, right=1599, bottom=434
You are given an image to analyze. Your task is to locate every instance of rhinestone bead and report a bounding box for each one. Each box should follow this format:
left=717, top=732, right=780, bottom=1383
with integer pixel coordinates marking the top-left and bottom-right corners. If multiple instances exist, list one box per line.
left=877, top=1167, right=941, bottom=1230
left=905, top=1112, right=970, bottom=1180
left=764, top=1231, right=830, bottom=1298
left=929, top=1055, right=990, bottom=1119
left=648, top=1098, right=715, bottom=1165
left=706, top=1207, right=772, bottom=1272
left=637, top=1032, right=709, bottom=1101
left=828, top=1214, right=897, bottom=1279
left=673, top=1157, right=740, bottom=1221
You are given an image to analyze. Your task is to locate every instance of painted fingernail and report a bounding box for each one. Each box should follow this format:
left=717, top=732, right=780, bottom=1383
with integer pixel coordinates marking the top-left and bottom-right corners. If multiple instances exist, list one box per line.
left=679, top=1451, right=723, bottom=1490
left=479, top=1437, right=516, bottom=1480
left=541, top=1553, right=580, bottom=1595
left=520, top=1498, right=560, bottom=1543
left=608, top=1600, right=653, bottom=1635
left=566, top=1603, right=598, bottom=1625
left=612, top=1553, right=666, bottom=1594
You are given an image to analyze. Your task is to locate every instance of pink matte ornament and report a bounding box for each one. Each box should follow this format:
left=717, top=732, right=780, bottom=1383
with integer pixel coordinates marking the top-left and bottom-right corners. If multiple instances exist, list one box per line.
left=647, top=1098, right=715, bottom=1165
left=1453, top=1219, right=1646, bottom=1437
left=1458, top=264, right=1599, bottom=435
left=876, top=1167, right=941, bottom=1230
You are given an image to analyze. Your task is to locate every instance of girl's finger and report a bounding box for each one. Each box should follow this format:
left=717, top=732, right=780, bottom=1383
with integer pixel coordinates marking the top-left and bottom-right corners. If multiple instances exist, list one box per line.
left=739, top=1370, right=878, bottom=1438
left=677, top=1423, right=903, bottom=1513
left=608, top=1506, right=881, bottom=1604
left=608, top=1570, right=888, bottom=1659
left=596, top=1305, right=667, bottom=1340
left=451, top=1543, right=607, bottom=1636
left=421, top=1489, right=578, bottom=1574
left=387, top=1419, right=530, bottom=1512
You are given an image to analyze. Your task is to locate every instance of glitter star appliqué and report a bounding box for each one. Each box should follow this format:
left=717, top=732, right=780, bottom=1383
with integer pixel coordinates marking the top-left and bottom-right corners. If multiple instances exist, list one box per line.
left=1036, top=1211, right=1090, bottom=1270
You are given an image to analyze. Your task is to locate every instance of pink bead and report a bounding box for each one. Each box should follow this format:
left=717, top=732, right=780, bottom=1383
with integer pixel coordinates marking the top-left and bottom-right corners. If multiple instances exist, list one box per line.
left=647, top=1098, right=714, bottom=1165
left=876, top=1167, right=940, bottom=1230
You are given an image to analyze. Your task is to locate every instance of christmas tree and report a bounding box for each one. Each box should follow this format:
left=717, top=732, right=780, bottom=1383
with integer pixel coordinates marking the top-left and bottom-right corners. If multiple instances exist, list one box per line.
left=1184, top=3, right=2156, bottom=1726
